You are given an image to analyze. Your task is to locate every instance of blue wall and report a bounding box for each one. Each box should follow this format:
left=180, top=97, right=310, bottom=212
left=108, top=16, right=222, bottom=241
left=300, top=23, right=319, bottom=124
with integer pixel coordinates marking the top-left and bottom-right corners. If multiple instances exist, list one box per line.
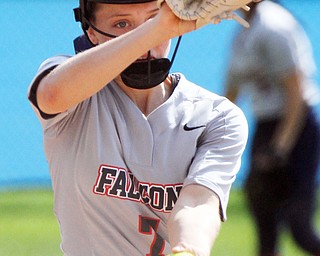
left=1, top=1, right=319, bottom=190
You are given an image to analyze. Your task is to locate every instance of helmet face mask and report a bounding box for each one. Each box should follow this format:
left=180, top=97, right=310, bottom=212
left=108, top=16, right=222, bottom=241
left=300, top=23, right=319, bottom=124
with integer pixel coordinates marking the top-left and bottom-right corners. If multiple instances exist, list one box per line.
left=73, top=0, right=182, bottom=89
left=75, top=0, right=115, bottom=39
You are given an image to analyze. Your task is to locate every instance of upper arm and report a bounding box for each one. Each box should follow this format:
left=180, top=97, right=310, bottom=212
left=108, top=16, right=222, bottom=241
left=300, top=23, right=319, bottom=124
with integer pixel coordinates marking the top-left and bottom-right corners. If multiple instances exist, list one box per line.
left=174, top=184, right=220, bottom=211
left=28, top=55, right=71, bottom=119
left=168, top=184, right=221, bottom=255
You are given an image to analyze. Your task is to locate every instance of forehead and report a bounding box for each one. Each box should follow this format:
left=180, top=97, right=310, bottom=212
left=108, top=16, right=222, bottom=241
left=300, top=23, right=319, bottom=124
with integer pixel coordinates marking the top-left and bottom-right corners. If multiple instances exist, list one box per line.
left=94, top=1, right=158, bottom=16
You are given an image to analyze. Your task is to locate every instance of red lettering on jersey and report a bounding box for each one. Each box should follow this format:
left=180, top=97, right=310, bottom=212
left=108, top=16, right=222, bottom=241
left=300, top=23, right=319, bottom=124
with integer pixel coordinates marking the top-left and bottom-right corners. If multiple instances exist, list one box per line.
left=93, top=164, right=183, bottom=212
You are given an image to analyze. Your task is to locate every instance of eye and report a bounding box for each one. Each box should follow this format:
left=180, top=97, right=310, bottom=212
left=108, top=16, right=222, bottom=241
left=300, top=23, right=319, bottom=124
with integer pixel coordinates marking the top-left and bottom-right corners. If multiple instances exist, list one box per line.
left=116, top=21, right=129, bottom=29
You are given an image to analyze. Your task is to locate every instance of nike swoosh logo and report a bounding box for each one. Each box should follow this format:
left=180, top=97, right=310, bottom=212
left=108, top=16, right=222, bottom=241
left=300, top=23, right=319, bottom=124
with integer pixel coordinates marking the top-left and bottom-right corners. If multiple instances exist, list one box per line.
left=183, top=124, right=206, bottom=131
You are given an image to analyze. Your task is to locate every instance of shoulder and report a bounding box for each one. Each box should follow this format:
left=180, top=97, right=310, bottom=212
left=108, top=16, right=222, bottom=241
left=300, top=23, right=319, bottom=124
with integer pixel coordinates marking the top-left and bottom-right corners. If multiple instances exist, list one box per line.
left=30, top=55, right=72, bottom=90
left=256, top=1, right=299, bottom=35
left=174, top=73, right=238, bottom=107
left=174, top=73, right=223, bottom=101
left=174, top=73, right=248, bottom=133
left=37, top=55, right=72, bottom=74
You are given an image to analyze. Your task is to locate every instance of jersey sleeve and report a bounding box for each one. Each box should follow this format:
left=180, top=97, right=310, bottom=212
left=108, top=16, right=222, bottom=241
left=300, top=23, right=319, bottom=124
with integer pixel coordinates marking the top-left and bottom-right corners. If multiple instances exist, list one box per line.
left=184, top=98, right=248, bottom=221
left=27, top=55, right=78, bottom=130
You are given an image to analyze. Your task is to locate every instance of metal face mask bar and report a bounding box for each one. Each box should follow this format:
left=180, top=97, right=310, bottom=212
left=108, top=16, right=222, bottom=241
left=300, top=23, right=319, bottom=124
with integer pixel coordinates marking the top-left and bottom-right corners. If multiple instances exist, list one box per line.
left=120, top=36, right=182, bottom=89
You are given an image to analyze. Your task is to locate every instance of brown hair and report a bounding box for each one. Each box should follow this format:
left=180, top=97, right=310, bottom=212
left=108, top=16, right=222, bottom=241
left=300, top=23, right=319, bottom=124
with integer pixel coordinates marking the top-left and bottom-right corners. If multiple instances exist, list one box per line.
left=86, top=2, right=98, bottom=22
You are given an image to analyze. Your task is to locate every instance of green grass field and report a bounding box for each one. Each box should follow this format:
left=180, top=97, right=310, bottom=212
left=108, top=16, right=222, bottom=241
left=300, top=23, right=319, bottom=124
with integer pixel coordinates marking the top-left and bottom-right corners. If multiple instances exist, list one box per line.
left=0, top=189, right=319, bottom=255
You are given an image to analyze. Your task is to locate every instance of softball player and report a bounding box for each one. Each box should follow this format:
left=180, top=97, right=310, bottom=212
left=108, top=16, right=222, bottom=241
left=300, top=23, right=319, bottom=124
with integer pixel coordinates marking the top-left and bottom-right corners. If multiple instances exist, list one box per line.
left=28, top=0, right=248, bottom=255
left=226, top=1, right=320, bottom=255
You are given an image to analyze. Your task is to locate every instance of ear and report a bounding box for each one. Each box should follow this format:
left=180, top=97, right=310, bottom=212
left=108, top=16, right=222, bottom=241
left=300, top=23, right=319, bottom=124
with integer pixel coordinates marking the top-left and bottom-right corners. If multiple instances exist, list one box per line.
left=87, top=27, right=99, bottom=45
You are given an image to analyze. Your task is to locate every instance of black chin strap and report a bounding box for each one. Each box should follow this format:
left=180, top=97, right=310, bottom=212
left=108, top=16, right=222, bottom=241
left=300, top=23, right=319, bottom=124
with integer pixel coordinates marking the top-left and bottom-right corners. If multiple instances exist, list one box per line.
left=83, top=15, right=118, bottom=39
left=120, top=36, right=182, bottom=89
left=169, top=35, right=182, bottom=69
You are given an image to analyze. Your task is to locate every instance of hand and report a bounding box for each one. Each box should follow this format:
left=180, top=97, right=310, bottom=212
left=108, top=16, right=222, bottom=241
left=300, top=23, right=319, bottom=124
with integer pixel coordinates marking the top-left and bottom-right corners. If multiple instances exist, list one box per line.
left=168, top=252, right=195, bottom=256
left=155, top=2, right=197, bottom=38
left=252, top=146, right=288, bottom=173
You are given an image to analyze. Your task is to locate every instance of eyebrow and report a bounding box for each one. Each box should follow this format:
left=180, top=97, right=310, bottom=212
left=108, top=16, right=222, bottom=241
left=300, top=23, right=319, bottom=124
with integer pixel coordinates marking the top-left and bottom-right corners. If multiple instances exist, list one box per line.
left=108, top=7, right=159, bottom=19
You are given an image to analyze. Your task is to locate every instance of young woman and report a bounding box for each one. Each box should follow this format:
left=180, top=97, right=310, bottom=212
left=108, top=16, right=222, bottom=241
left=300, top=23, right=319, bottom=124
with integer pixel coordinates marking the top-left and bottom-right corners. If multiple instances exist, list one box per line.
left=28, top=1, right=248, bottom=255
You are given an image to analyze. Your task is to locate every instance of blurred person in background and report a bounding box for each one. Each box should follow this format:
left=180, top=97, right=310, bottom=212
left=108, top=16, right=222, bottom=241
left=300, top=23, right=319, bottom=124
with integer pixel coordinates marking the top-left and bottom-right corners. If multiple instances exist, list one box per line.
left=225, top=1, right=320, bottom=256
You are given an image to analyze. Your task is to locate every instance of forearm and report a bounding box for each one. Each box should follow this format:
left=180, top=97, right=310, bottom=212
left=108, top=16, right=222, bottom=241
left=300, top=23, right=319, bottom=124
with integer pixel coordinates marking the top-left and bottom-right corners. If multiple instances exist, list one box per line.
left=168, top=184, right=221, bottom=256
left=37, top=4, right=195, bottom=114
left=37, top=20, right=168, bottom=113
left=272, top=70, right=307, bottom=155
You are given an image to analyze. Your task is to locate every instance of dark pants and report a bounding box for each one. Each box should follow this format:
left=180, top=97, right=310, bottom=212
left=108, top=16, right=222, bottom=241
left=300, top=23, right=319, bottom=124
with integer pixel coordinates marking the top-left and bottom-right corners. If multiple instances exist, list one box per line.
left=245, top=107, right=320, bottom=256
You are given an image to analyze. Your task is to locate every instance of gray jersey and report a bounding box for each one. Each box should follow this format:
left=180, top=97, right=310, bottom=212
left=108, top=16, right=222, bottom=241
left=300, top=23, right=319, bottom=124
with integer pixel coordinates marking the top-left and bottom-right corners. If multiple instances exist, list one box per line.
left=28, top=55, right=248, bottom=256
